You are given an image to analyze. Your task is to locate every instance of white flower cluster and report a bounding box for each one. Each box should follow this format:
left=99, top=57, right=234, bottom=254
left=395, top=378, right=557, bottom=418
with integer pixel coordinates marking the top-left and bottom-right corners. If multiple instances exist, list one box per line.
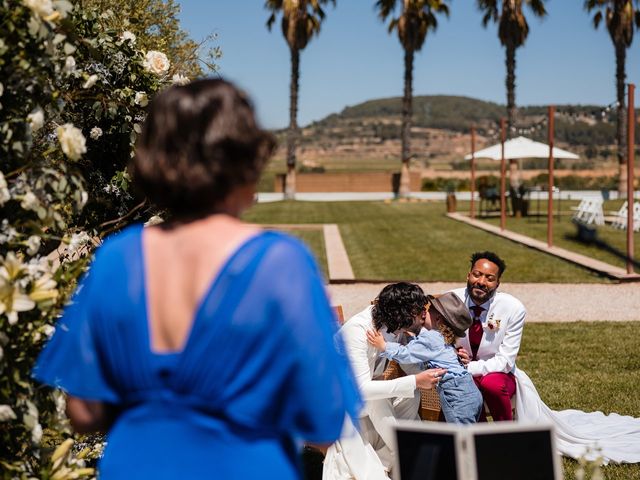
left=143, top=50, right=170, bottom=76
left=56, top=123, right=86, bottom=161
left=0, top=252, right=58, bottom=325
left=171, top=73, right=189, bottom=86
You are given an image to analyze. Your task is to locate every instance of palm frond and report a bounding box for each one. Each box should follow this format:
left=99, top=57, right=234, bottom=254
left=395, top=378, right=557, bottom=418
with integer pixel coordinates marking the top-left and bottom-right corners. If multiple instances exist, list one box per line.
left=593, top=10, right=603, bottom=29
left=266, top=12, right=277, bottom=30
left=636, top=10, right=640, bottom=28
left=376, top=0, right=399, bottom=20
left=526, top=0, right=547, bottom=18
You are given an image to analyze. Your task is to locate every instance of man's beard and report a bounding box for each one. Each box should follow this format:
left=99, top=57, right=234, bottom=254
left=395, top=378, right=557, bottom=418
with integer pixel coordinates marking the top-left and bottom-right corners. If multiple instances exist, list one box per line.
left=467, top=280, right=496, bottom=304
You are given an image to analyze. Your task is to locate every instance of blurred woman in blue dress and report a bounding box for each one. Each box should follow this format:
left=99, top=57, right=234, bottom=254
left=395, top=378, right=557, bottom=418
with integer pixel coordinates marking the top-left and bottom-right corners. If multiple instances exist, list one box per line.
left=34, top=78, right=361, bottom=479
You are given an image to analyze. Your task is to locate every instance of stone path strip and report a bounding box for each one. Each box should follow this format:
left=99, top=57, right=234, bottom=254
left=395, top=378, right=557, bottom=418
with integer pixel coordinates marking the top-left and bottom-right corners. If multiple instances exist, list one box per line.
left=323, top=224, right=355, bottom=281
left=447, top=212, right=640, bottom=282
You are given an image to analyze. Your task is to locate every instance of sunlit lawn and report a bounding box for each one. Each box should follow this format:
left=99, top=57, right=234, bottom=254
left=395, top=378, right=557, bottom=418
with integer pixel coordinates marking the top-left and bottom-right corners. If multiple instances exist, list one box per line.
left=245, top=200, right=640, bottom=479
left=243, top=200, right=608, bottom=282
left=520, top=322, right=640, bottom=479
left=469, top=198, right=640, bottom=271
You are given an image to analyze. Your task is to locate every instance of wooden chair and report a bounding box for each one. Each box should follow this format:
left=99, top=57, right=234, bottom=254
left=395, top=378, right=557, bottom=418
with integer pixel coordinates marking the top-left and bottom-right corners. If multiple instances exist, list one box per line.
left=382, top=360, right=444, bottom=422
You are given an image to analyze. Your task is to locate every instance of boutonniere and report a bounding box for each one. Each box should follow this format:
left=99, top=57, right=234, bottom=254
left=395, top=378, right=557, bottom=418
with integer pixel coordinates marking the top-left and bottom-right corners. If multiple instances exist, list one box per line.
left=484, top=313, right=501, bottom=332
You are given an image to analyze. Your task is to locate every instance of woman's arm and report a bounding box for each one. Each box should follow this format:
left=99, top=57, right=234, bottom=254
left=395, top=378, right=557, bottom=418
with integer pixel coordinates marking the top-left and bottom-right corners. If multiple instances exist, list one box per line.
left=66, top=396, right=116, bottom=434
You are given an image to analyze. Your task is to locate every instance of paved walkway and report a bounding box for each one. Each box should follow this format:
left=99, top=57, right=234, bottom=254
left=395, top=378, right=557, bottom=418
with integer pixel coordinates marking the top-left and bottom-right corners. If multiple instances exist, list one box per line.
left=327, top=282, right=640, bottom=323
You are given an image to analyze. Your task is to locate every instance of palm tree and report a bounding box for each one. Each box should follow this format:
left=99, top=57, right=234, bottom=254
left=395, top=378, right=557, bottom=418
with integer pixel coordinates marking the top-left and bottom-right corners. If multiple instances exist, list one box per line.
left=376, top=0, right=450, bottom=197
left=478, top=0, right=547, bottom=189
left=265, top=0, right=334, bottom=199
left=585, top=0, right=640, bottom=195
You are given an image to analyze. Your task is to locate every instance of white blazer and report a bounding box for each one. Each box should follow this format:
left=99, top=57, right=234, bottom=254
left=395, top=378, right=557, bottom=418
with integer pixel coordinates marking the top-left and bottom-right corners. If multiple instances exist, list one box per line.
left=450, top=287, right=526, bottom=376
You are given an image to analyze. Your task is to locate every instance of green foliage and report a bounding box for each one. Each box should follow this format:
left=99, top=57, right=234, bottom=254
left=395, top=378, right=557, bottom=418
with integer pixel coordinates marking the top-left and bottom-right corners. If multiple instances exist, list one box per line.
left=82, top=0, right=221, bottom=78
left=520, top=322, right=640, bottom=479
left=0, top=0, right=215, bottom=476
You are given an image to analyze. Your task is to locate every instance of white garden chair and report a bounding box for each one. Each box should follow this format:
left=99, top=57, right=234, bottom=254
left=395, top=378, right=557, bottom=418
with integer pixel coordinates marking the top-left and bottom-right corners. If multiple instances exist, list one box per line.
left=571, top=198, right=605, bottom=226
left=610, top=201, right=640, bottom=231
left=610, top=201, right=628, bottom=229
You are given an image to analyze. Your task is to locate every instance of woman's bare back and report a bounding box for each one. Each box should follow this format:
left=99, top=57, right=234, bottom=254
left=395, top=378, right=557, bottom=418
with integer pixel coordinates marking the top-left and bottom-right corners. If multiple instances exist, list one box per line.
left=142, top=215, right=260, bottom=353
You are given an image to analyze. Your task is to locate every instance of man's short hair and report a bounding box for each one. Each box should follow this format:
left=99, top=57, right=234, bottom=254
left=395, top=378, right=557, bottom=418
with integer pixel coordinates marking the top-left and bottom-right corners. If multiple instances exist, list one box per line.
left=470, top=251, right=506, bottom=277
left=372, top=282, right=427, bottom=333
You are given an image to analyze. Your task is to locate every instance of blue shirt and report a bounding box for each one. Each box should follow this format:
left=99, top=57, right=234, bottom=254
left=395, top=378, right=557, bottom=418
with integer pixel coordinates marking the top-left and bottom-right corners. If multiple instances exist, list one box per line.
left=381, top=328, right=467, bottom=378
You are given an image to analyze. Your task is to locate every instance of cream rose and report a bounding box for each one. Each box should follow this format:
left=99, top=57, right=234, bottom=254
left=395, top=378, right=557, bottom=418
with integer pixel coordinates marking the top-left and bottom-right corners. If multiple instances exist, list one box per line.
left=120, top=30, right=136, bottom=44
left=134, top=91, right=148, bottom=107
left=27, top=108, right=44, bottom=132
left=89, top=126, right=103, bottom=139
left=143, top=50, right=170, bottom=76
left=82, top=74, right=98, bottom=89
left=56, top=123, right=87, bottom=161
left=23, top=0, right=54, bottom=18
left=171, top=73, right=189, bottom=86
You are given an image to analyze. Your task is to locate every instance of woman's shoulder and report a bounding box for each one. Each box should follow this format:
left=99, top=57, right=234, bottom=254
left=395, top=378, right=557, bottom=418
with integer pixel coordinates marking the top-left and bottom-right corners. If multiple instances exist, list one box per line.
left=91, top=224, right=143, bottom=268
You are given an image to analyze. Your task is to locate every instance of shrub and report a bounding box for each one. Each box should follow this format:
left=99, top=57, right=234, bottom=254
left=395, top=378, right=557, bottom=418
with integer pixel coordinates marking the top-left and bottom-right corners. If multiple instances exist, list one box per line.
left=0, top=1, right=201, bottom=476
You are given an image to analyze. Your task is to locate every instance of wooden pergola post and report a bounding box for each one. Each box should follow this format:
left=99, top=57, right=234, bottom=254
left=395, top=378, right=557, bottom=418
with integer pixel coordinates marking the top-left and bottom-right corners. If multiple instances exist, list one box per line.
left=470, top=126, right=476, bottom=219
left=547, top=106, right=555, bottom=248
left=627, top=84, right=635, bottom=274
left=500, top=118, right=506, bottom=231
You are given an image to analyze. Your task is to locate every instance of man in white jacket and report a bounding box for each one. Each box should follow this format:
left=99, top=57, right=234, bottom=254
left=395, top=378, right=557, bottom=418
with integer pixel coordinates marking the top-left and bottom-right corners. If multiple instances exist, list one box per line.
left=452, top=251, right=525, bottom=421
left=323, top=283, right=444, bottom=479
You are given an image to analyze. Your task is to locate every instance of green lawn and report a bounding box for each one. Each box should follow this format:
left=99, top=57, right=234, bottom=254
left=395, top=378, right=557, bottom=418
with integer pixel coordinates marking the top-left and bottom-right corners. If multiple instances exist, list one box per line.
left=520, top=322, right=640, bottom=479
left=243, top=201, right=608, bottom=283
left=470, top=198, right=640, bottom=271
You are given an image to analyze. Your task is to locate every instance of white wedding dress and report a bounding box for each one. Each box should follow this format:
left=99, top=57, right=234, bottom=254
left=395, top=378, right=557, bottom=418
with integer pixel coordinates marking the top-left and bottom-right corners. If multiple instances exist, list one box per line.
left=514, top=368, right=640, bottom=464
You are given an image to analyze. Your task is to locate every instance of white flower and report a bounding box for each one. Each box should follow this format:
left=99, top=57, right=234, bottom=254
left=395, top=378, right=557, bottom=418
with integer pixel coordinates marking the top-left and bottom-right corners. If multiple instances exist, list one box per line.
left=144, top=215, right=164, bottom=227
left=23, top=0, right=54, bottom=19
left=82, top=74, right=98, bottom=89
left=0, top=405, right=17, bottom=422
left=143, top=50, right=170, bottom=75
left=21, top=191, right=39, bottom=211
left=56, top=123, right=86, bottom=161
left=26, top=235, right=41, bottom=255
left=171, top=73, right=189, bottom=86
left=484, top=313, right=501, bottom=332
left=27, top=108, right=44, bottom=132
left=63, top=55, right=76, bottom=74
left=67, top=231, right=90, bottom=255
left=43, top=324, right=55, bottom=338
left=134, top=91, right=148, bottom=107
left=89, top=127, right=103, bottom=140
left=0, top=172, right=9, bottom=206
left=120, top=30, right=136, bottom=44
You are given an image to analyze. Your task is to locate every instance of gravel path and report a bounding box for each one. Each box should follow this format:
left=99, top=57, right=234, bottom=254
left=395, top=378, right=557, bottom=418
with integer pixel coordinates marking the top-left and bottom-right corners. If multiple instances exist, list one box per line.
left=327, top=282, right=640, bottom=323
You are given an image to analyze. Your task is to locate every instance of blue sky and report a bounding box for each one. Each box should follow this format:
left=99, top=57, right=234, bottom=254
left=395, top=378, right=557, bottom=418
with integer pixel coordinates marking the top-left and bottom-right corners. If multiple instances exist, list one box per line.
left=177, top=1, right=640, bottom=129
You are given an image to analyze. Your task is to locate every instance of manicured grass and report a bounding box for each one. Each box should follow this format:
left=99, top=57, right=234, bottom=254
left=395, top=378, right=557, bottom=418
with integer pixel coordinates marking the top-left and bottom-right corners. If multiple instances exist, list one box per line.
left=470, top=198, right=640, bottom=271
left=287, top=229, right=328, bottom=280
left=520, top=322, right=640, bottom=479
left=243, top=201, right=608, bottom=283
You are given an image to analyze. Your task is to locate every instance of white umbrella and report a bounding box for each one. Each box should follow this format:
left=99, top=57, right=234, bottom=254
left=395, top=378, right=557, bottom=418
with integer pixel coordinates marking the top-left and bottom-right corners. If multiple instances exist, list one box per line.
left=464, top=136, right=579, bottom=160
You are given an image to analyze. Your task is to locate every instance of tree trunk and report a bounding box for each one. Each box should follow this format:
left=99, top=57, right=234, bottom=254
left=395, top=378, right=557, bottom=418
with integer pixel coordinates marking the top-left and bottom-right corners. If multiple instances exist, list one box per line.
left=285, top=47, right=300, bottom=200
left=400, top=48, right=414, bottom=198
left=615, top=42, right=627, bottom=195
left=505, top=42, right=520, bottom=190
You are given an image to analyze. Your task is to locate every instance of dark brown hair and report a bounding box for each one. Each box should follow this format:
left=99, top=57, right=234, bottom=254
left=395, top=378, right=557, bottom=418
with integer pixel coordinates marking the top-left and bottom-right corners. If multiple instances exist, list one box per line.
left=131, top=78, right=276, bottom=216
left=372, top=282, right=427, bottom=333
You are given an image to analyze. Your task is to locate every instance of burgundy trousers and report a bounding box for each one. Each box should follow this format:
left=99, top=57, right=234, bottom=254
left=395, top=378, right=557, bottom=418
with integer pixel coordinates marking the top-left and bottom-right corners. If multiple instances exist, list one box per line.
left=473, top=372, right=516, bottom=421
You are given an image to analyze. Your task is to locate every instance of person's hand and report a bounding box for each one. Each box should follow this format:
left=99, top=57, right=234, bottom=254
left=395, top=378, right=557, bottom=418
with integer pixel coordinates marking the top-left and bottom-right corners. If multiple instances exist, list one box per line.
left=366, top=329, right=386, bottom=351
left=415, top=368, right=446, bottom=389
left=457, top=347, right=471, bottom=366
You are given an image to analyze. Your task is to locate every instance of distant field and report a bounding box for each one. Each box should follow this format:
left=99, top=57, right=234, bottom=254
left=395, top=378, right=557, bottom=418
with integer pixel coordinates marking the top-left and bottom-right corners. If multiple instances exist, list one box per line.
left=243, top=200, right=610, bottom=283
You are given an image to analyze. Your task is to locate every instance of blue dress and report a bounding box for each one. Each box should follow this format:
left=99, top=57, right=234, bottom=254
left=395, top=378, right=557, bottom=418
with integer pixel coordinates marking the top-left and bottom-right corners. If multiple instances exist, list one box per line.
left=34, top=225, right=361, bottom=479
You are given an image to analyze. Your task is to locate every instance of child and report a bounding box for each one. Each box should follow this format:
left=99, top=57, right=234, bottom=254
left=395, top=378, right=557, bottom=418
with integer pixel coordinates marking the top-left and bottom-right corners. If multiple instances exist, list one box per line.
left=367, top=292, right=483, bottom=424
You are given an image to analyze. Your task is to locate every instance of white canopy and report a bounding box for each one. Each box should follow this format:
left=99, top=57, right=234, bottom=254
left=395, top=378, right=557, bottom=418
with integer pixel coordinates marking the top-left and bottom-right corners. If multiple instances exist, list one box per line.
left=464, top=136, right=579, bottom=161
